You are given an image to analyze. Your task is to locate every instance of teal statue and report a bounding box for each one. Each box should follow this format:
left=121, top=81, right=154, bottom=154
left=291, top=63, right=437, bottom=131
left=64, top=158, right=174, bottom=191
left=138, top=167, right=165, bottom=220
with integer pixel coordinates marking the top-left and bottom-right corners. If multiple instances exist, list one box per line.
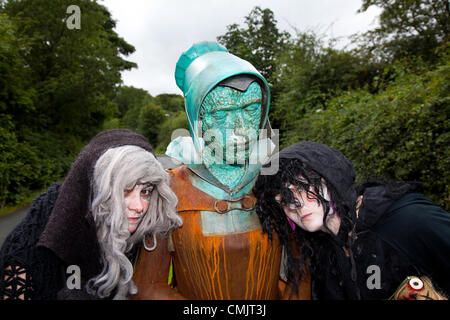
left=131, top=42, right=309, bottom=300
left=168, top=41, right=274, bottom=198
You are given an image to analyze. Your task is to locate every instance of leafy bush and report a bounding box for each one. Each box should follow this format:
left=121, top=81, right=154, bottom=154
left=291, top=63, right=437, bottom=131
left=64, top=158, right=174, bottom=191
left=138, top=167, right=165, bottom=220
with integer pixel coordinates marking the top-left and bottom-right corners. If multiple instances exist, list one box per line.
left=155, top=111, right=189, bottom=154
left=284, top=57, right=450, bottom=210
left=0, top=123, right=76, bottom=207
left=137, top=102, right=167, bottom=148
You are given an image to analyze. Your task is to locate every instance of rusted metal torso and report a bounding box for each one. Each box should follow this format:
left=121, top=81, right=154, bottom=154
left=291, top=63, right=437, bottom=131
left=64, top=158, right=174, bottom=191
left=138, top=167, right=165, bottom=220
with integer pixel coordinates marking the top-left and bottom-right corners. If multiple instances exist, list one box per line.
left=169, top=165, right=282, bottom=299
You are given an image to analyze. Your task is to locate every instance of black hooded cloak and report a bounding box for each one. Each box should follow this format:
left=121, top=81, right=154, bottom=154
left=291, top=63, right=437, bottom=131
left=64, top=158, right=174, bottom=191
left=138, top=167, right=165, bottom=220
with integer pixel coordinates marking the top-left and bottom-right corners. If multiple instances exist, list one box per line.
left=277, top=142, right=450, bottom=299
left=0, top=129, right=154, bottom=300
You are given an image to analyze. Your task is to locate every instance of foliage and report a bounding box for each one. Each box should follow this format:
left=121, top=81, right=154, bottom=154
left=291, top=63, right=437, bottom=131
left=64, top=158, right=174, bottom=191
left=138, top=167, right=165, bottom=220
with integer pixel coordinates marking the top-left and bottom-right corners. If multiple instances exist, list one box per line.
left=155, top=111, right=189, bottom=154
left=0, top=13, right=36, bottom=125
left=271, top=31, right=382, bottom=134
left=2, top=0, right=136, bottom=140
left=113, top=86, right=151, bottom=117
left=357, top=0, right=450, bottom=63
left=1, top=2, right=449, bottom=213
left=118, top=86, right=152, bottom=130
left=217, top=6, right=290, bottom=82
left=154, top=94, right=184, bottom=113
left=0, top=0, right=136, bottom=208
left=137, top=102, right=167, bottom=148
left=0, top=117, right=76, bottom=207
left=105, top=86, right=186, bottom=152
left=284, top=55, right=450, bottom=210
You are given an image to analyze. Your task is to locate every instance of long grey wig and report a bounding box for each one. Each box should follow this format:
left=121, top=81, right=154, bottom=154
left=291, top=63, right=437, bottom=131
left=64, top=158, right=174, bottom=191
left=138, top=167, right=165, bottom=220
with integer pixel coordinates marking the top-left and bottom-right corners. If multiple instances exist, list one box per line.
left=86, top=145, right=182, bottom=299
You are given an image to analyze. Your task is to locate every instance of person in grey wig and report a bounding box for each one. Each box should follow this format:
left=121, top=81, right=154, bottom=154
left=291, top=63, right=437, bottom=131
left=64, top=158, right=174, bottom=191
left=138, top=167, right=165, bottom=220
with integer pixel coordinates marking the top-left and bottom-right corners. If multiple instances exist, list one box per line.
left=0, top=129, right=182, bottom=300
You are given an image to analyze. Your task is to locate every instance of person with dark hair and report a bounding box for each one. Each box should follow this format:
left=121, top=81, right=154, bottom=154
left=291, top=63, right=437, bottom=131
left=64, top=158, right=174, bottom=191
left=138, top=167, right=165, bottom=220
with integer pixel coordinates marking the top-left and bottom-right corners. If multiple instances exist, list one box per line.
left=253, top=141, right=450, bottom=300
left=0, top=129, right=182, bottom=300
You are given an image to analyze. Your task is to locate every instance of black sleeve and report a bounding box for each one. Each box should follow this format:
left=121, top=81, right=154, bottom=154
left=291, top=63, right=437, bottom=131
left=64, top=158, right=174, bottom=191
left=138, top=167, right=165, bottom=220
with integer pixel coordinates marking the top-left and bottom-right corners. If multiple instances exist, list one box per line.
left=0, top=182, right=62, bottom=300
left=375, top=193, right=450, bottom=295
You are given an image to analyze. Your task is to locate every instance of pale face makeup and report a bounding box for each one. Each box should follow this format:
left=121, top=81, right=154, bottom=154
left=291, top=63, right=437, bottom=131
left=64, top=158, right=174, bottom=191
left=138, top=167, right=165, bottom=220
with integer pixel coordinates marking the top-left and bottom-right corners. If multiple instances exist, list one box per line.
left=124, top=183, right=153, bottom=233
left=275, top=180, right=340, bottom=235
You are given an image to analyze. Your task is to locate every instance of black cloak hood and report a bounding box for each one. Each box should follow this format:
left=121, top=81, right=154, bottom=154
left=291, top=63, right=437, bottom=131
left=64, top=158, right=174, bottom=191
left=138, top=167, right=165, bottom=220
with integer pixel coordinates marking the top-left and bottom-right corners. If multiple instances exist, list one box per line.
left=274, top=141, right=360, bottom=298
left=276, top=141, right=355, bottom=201
left=37, top=129, right=154, bottom=279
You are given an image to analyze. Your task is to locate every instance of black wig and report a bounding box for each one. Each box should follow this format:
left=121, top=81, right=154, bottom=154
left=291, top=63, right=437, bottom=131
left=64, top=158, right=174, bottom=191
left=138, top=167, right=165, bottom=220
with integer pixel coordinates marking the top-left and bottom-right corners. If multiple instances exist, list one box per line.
left=253, top=141, right=361, bottom=297
left=254, top=141, right=424, bottom=298
left=254, top=157, right=358, bottom=295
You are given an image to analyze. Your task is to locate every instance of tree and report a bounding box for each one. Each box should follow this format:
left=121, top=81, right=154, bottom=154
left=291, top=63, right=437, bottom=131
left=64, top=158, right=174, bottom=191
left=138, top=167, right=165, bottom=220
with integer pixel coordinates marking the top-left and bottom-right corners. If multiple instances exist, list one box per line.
left=114, top=86, right=152, bottom=117
left=110, top=89, right=185, bottom=152
left=271, top=31, right=381, bottom=137
left=0, top=0, right=137, bottom=207
left=2, top=0, right=137, bottom=140
left=0, top=12, right=35, bottom=123
left=217, top=6, right=290, bottom=82
left=155, top=111, right=189, bottom=153
left=0, top=12, right=37, bottom=207
left=283, top=52, right=450, bottom=211
left=137, top=102, right=167, bottom=147
left=358, top=0, right=450, bottom=63
left=154, top=94, right=184, bottom=113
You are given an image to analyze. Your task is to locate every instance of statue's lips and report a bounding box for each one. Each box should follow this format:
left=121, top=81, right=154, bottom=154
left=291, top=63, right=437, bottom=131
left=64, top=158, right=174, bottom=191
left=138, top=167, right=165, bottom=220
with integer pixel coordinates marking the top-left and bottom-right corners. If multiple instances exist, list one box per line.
left=225, top=138, right=256, bottom=150
left=204, top=138, right=256, bottom=150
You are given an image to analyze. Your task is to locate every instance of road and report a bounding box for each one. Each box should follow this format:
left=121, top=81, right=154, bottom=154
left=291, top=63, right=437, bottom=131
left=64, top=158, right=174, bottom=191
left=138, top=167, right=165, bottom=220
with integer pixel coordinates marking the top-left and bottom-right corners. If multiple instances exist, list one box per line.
left=0, top=154, right=181, bottom=248
left=0, top=204, right=30, bottom=247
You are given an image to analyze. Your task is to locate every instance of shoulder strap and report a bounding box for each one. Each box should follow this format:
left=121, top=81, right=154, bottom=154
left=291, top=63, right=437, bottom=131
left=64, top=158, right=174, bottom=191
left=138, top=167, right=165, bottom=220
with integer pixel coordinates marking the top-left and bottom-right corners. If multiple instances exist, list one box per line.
left=167, top=166, right=256, bottom=213
left=373, top=193, right=450, bottom=294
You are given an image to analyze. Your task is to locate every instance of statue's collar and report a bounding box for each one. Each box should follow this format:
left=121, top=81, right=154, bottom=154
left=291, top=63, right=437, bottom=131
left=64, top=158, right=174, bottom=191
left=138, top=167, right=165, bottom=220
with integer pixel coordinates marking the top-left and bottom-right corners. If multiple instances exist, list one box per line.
left=187, top=163, right=259, bottom=198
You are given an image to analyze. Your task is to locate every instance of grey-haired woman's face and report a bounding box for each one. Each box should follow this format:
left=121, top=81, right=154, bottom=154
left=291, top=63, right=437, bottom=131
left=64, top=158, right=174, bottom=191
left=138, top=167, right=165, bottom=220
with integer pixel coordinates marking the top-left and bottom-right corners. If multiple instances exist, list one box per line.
left=124, top=184, right=153, bottom=233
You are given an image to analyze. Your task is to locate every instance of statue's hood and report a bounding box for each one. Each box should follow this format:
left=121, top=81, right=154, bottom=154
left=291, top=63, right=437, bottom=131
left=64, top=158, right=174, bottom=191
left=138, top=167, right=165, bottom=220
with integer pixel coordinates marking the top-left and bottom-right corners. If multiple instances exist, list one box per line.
left=174, top=41, right=271, bottom=154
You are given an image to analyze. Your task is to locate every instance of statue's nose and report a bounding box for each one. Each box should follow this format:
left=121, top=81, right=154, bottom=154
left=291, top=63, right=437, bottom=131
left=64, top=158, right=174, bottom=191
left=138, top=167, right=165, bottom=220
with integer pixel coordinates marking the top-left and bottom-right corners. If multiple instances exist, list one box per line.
left=233, top=111, right=246, bottom=134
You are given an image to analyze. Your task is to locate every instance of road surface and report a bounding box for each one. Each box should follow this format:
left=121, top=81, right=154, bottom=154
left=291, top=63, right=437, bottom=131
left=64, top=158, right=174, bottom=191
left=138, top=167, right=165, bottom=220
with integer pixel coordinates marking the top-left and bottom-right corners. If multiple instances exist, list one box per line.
left=0, top=205, right=30, bottom=247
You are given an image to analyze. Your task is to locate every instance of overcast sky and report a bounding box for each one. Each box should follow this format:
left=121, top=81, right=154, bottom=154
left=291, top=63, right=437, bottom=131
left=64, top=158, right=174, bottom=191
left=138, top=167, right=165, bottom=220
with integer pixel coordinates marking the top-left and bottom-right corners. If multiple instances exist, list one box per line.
left=100, top=0, right=381, bottom=96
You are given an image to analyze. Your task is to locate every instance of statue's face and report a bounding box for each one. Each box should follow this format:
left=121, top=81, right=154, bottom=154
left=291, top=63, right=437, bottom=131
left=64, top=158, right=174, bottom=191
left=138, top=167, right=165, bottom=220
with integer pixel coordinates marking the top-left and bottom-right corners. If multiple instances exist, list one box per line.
left=200, top=81, right=262, bottom=164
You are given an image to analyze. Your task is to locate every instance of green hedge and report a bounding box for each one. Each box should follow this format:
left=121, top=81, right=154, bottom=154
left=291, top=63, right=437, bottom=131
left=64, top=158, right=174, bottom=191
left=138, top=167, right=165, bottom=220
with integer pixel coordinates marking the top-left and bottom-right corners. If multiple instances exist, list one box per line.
left=0, top=124, right=77, bottom=208
left=283, top=59, right=450, bottom=211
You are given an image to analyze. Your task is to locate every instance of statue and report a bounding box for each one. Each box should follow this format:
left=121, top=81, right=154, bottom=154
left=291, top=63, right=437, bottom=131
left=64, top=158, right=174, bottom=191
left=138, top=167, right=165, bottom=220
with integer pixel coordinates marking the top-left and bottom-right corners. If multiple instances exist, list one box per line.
left=132, top=42, right=310, bottom=299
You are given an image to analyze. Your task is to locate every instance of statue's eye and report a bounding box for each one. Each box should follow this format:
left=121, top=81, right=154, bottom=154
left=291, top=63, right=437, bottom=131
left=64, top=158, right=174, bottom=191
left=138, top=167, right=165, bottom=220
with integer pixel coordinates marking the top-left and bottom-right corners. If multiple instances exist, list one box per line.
left=245, top=104, right=259, bottom=112
left=408, top=277, right=424, bottom=290
left=210, top=110, right=227, bottom=120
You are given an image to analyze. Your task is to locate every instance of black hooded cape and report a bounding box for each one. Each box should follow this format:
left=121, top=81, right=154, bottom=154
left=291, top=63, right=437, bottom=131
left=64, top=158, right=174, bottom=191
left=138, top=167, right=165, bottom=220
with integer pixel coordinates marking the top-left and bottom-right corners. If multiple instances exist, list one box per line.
left=0, top=129, right=153, bottom=300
